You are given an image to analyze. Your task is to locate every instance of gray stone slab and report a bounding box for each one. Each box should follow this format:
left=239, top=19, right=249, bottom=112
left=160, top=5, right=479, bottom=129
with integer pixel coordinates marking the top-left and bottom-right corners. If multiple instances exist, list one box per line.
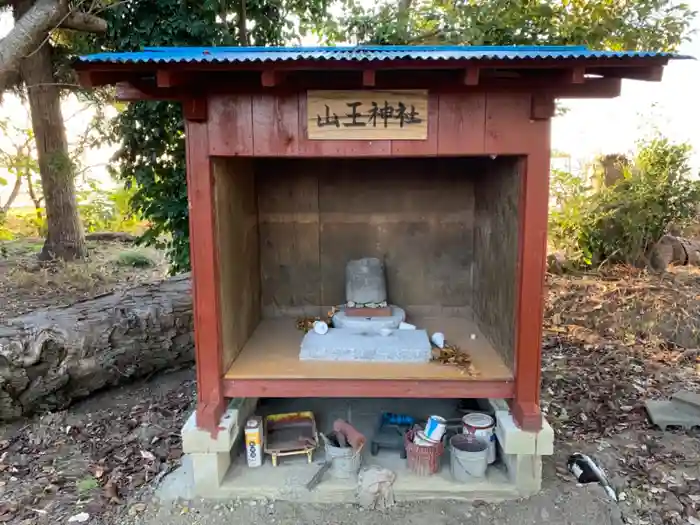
left=299, top=328, right=432, bottom=362
left=645, top=400, right=700, bottom=430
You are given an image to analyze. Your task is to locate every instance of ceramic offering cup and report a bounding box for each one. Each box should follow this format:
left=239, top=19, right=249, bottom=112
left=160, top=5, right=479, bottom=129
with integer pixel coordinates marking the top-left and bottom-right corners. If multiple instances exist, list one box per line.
left=424, top=415, right=447, bottom=442
left=431, top=332, right=445, bottom=348
left=313, top=320, right=329, bottom=335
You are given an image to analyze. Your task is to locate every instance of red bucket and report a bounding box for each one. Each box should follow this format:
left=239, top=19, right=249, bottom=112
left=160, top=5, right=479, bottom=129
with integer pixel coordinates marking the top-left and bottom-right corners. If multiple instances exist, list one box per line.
left=404, top=428, right=444, bottom=476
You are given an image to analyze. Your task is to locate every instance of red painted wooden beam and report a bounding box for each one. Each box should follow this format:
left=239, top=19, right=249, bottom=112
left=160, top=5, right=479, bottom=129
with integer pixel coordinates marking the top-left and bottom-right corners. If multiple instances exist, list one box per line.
left=362, top=70, right=376, bottom=87
left=589, top=65, right=664, bottom=81
left=530, top=95, right=556, bottom=120
left=156, top=69, right=183, bottom=88
left=570, top=66, right=586, bottom=84
left=183, top=98, right=208, bottom=121
left=223, top=378, right=514, bottom=399
left=261, top=70, right=285, bottom=87
left=76, top=70, right=127, bottom=88
left=512, top=144, right=550, bottom=432
left=185, top=119, right=226, bottom=436
left=464, top=67, right=480, bottom=86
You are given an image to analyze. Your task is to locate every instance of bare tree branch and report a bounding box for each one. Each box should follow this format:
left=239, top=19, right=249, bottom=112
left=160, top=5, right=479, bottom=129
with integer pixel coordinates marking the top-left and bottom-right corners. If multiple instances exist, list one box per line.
left=0, top=174, right=23, bottom=214
left=60, top=10, right=107, bottom=32
left=0, top=0, right=107, bottom=92
left=0, top=0, right=67, bottom=91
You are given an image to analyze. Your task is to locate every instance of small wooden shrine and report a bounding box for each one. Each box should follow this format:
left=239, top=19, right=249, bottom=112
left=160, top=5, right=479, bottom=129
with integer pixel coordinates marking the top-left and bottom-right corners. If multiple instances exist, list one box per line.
left=75, top=45, right=680, bottom=435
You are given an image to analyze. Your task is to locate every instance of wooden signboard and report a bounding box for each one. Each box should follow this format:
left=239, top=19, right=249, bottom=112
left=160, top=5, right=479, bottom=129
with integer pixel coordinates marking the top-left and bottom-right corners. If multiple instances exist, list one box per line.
left=307, top=90, right=428, bottom=140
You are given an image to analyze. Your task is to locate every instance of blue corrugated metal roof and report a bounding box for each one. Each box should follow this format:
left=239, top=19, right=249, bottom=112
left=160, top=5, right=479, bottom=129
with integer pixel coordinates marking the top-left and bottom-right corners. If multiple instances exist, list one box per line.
left=77, top=45, right=690, bottom=64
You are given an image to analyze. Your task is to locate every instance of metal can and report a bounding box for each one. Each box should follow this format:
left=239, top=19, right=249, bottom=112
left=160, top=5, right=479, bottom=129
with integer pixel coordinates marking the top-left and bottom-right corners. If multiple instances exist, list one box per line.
left=244, top=416, right=263, bottom=468
left=424, top=415, right=447, bottom=443
left=462, top=413, right=496, bottom=464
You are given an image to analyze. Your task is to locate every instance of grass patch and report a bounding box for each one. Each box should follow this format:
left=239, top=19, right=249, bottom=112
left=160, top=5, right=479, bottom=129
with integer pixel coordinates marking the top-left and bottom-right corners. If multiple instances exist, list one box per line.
left=76, top=475, right=99, bottom=494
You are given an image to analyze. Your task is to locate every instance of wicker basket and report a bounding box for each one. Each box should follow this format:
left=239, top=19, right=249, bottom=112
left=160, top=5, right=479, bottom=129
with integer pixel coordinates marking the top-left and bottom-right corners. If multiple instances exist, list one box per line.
left=404, top=428, right=444, bottom=476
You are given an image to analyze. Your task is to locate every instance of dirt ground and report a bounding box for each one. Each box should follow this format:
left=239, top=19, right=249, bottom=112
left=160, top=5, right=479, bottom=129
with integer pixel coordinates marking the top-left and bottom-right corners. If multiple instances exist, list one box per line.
left=1, top=243, right=700, bottom=525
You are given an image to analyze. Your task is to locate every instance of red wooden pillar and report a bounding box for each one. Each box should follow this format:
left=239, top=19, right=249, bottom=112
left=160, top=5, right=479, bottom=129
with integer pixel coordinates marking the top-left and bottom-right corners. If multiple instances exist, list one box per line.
left=185, top=101, right=225, bottom=435
left=512, top=121, right=551, bottom=432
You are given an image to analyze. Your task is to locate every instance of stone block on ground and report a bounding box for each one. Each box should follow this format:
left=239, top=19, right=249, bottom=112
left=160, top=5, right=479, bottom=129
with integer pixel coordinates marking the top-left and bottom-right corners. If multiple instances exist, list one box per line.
left=671, top=391, right=700, bottom=411
left=182, top=397, right=259, bottom=496
left=191, top=451, right=232, bottom=495
left=645, top=399, right=700, bottom=430
left=182, top=397, right=258, bottom=454
left=493, top=408, right=554, bottom=457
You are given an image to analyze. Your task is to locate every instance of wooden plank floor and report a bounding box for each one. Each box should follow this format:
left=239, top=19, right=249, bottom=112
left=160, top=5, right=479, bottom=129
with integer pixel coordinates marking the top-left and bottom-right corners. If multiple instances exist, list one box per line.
left=225, top=315, right=513, bottom=382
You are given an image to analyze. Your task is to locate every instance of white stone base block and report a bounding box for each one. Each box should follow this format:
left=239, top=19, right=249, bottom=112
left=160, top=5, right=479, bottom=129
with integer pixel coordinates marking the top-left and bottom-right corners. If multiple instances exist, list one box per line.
left=486, top=398, right=554, bottom=496
left=181, top=398, right=258, bottom=496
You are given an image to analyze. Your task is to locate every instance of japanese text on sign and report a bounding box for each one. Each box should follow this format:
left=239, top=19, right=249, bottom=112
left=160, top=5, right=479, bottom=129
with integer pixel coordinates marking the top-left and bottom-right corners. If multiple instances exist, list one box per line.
left=307, top=90, right=428, bottom=140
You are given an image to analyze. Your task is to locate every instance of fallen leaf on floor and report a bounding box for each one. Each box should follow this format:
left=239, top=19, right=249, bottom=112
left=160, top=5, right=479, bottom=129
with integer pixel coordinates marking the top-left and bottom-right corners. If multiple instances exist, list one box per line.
left=431, top=343, right=480, bottom=376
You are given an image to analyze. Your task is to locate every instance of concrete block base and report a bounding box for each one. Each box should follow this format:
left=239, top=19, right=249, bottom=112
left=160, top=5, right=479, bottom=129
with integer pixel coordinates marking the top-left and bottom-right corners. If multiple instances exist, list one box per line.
left=169, top=397, right=553, bottom=501
left=181, top=397, right=258, bottom=496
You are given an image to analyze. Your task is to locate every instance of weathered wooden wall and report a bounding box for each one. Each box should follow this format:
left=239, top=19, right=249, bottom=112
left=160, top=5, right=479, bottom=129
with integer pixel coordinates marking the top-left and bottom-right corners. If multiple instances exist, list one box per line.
left=256, top=157, right=477, bottom=315
left=212, top=158, right=261, bottom=368
left=208, top=92, right=540, bottom=157
left=472, top=157, right=520, bottom=367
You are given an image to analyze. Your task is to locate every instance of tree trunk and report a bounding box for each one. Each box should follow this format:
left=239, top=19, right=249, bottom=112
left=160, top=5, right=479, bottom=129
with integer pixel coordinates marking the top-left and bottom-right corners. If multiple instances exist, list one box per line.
left=0, top=274, right=194, bottom=421
left=18, top=26, right=86, bottom=260
left=236, top=0, right=248, bottom=45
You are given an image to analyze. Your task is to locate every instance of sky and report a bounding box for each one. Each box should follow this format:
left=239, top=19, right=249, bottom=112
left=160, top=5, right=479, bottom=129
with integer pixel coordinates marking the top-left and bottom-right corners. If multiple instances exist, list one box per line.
left=0, top=9, right=698, bottom=208
left=551, top=28, right=700, bottom=173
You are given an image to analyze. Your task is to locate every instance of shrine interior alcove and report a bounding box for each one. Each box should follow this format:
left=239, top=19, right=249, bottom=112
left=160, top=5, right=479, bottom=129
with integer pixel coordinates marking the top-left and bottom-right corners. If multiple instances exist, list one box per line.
left=210, top=155, right=520, bottom=387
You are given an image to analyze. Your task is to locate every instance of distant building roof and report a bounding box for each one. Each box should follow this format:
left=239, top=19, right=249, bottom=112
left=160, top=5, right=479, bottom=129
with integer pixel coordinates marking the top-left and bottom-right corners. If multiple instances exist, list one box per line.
left=77, top=45, right=691, bottom=65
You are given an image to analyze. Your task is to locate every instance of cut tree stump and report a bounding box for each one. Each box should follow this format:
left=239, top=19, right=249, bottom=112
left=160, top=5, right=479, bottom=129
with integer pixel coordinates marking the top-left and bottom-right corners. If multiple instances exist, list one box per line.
left=0, top=274, right=194, bottom=421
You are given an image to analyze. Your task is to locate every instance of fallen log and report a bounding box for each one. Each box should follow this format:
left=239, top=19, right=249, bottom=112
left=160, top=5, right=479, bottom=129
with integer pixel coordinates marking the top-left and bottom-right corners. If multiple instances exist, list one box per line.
left=648, top=235, right=700, bottom=272
left=0, top=274, right=194, bottom=421
left=85, top=232, right=137, bottom=243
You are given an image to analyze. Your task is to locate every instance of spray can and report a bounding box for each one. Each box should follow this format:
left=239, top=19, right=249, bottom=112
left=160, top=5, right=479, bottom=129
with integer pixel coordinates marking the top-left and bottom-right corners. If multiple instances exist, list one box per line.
left=245, top=417, right=263, bottom=467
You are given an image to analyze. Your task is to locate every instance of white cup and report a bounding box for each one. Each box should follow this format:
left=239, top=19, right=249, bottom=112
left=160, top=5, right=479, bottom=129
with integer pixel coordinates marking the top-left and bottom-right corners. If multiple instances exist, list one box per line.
left=431, top=332, right=445, bottom=348
left=313, top=320, right=329, bottom=335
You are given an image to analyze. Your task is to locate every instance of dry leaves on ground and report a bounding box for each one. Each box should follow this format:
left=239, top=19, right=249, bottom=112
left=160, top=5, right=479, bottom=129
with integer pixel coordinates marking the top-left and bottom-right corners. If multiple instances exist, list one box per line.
left=0, top=371, right=195, bottom=524
left=542, top=266, right=700, bottom=441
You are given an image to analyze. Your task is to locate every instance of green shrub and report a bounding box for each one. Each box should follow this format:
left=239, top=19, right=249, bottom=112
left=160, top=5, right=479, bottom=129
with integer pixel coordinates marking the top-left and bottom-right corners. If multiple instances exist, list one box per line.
left=78, top=182, right=145, bottom=234
left=549, top=137, right=700, bottom=268
left=0, top=208, right=46, bottom=238
left=115, top=249, right=156, bottom=268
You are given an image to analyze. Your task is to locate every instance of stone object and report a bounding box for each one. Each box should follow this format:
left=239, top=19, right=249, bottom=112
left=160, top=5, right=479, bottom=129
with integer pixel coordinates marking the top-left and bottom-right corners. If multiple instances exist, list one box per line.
left=299, top=328, right=432, bottom=362
left=332, top=306, right=405, bottom=332
left=345, top=258, right=387, bottom=305
left=181, top=397, right=258, bottom=495
left=357, top=466, right=396, bottom=510
left=645, top=393, right=700, bottom=431
left=345, top=306, right=392, bottom=317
